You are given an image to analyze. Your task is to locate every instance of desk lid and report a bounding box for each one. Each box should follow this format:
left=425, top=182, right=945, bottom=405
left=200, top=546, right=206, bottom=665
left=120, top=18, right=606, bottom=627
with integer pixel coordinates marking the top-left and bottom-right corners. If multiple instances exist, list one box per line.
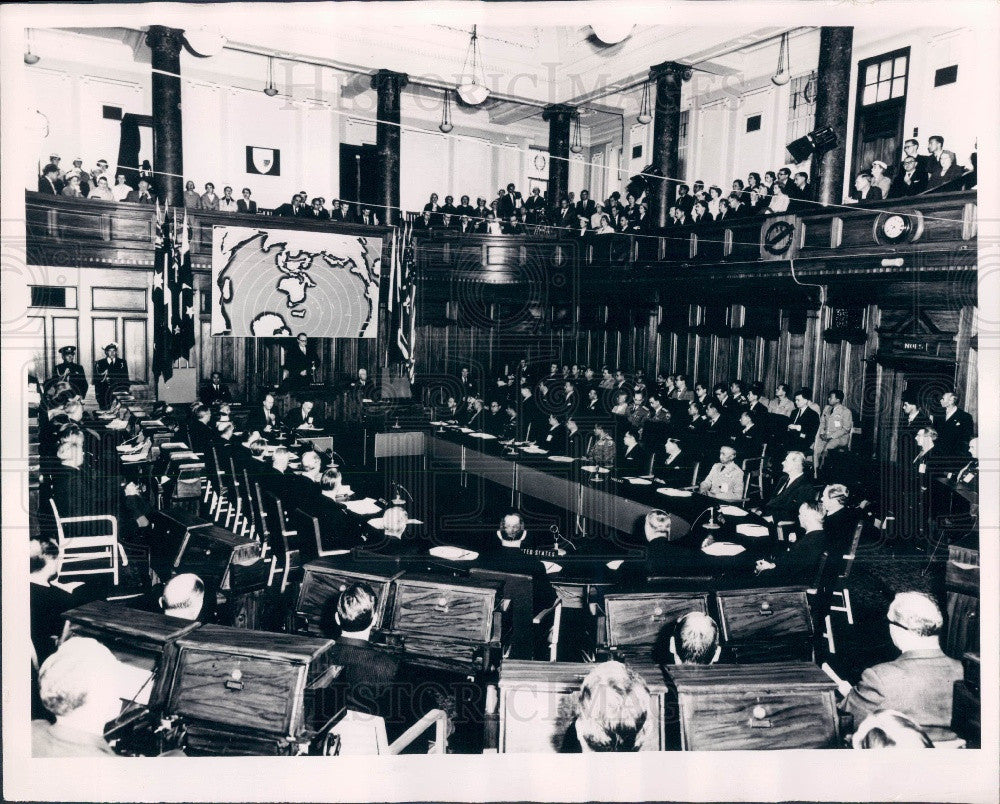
left=667, top=661, right=834, bottom=691
left=63, top=600, right=200, bottom=644
left=500, top=660, right=667, bottom=693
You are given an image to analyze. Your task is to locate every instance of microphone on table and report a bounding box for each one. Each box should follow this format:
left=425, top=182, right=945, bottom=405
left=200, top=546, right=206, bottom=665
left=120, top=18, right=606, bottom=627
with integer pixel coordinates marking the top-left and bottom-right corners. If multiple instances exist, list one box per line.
left=550, top=524, right=577, bottom=553
left=703, top=506, right=721, bottom=530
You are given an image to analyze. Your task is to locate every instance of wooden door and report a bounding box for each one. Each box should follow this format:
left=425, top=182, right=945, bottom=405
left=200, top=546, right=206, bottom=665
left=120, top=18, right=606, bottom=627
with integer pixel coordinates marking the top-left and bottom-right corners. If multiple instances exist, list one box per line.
left=852, top=48, right=910, bottom=181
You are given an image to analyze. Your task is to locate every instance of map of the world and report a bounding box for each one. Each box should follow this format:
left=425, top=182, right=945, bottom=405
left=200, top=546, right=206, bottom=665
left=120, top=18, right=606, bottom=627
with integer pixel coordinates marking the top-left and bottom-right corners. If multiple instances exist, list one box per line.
left=211, top=225, right=382, bottom=338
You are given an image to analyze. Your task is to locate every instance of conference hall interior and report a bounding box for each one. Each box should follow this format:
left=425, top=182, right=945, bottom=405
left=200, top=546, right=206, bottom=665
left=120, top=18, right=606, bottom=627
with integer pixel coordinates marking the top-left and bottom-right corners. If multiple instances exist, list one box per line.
left=15, top=15, right=986, bottom=760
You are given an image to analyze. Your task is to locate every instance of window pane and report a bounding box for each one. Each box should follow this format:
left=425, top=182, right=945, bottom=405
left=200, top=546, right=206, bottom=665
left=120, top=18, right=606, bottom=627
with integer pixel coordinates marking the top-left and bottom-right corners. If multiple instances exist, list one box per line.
left=865, top=64, right=878, bottom=85
left=891, top=77, right=905, bottom=98
left=863, top=84, right=877, bottom=105
left=876, top=82, right=890, bottom=102
left=894, top=56, right=908, bottom=77
left=878, top=60, right=891, bottom=82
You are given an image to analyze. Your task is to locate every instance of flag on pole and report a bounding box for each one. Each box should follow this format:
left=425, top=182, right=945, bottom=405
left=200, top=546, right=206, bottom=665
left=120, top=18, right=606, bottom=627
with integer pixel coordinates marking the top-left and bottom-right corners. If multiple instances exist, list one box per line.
left=172, top=210, right=196, bottom=360
left=388, top=221, right=416, bottom=382
left=151, top=203, right=174, bottom=382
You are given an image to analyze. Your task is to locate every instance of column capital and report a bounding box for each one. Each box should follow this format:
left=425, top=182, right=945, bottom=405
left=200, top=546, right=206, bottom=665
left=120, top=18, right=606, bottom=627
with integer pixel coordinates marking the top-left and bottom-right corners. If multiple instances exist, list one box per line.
left=542, top=103, right=577, bottom=123
left=371, top=69, right=409, bottom=93
left=648, top=61, right=691, bottom=82
left=145, top=25, right=185, bottom=57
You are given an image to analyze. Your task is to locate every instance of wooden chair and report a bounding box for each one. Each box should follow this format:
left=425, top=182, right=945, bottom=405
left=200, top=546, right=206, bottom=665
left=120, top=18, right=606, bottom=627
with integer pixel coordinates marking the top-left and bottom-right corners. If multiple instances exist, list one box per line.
left=48, top=498, right=128, bottom=585
left=531, top=600, right=563, bottom=662
left=258, top=487, right=300, bottom=592
left=290, top=507, right=348, bottom=560
left=739, top=457, right=766, bottom=506
left=808, top=519, right=865, bottom=654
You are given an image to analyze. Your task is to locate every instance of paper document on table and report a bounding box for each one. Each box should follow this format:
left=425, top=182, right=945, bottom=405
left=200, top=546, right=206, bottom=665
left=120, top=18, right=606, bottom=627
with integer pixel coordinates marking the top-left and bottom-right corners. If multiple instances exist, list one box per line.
left=343, top=498, right=382, bottom=516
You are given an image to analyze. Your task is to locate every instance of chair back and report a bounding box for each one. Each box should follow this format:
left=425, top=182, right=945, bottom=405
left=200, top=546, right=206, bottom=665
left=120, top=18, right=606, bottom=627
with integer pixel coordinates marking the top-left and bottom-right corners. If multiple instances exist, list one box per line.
left=260, top=490, right=290, bottom=554
left=690, top=462, right=700, bottom=487
left=173, top=462, right=206, bottom=500
left=839, top=520, right=865, bottom=581
left=250, top=481, right=272, bottom=542
left=470, top=567, right=535, bottom=660
left=289, top=507, right=322, bottom=561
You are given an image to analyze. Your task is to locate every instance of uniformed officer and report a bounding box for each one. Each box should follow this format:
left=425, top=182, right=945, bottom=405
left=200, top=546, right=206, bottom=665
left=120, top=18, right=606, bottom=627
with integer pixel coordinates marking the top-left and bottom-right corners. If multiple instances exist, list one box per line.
left=816, top=389, right=854, bottom=464
left=93, top=342, right=130, bottom=409
left=47, top=346, right=88, bottom=399
left=698, top=445, right=745, bottom=502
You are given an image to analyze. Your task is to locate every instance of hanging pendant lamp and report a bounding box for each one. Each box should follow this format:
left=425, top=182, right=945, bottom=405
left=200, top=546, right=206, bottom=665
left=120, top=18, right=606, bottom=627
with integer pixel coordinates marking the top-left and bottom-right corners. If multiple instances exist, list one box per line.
left=771, top=32, right=791, bottom=86
left=263, top=55, right=279, bottom=97
left=439, top=89, right=454, bottom=133
left=457, top=26, right=490, bottom=106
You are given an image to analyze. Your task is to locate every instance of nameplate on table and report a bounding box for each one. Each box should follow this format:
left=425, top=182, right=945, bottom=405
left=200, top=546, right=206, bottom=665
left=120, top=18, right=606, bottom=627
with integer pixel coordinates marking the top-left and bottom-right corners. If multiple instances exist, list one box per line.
left=522, top=548, right=566, bottom=559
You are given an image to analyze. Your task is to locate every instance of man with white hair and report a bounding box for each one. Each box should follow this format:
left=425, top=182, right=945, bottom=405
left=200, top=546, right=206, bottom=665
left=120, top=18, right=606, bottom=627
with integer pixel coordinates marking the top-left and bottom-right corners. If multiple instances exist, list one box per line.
left=33, top=637, right=128, bottom=756
left=567, top=661, right=652, bottom=752
left=160, top=573, right=205, bottom=621
left=838, top=592, right=962, bottom=742
left=670, top=612, right=721, bottom=665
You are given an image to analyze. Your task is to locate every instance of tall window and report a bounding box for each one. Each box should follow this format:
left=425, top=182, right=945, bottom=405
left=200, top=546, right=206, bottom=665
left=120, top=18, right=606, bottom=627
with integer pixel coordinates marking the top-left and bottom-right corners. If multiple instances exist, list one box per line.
left=861, top=53, right=908, bottom=106
left=677, top=110, right=689, bottom=180
left=786, top=71, right=817, bottom=147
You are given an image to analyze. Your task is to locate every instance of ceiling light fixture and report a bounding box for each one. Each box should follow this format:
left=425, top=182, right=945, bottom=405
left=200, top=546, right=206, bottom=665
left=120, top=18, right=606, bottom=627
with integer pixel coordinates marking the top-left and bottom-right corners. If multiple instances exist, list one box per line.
left=636, top=80, right=652, bottom=125
left=771, top=32, right=791, bottom=86
left=457, top=26, right=490, bottom=106
left=24, top=29, right=40, bottom=64
left=263, top=55, right=279, bottom=97
left=184, top=27, right=227, bottom=58
left=590, top=22, right=634, bottom=46
left=570, top=112, right=583, bottom=154
left=439, top=89, right=454, bottom=133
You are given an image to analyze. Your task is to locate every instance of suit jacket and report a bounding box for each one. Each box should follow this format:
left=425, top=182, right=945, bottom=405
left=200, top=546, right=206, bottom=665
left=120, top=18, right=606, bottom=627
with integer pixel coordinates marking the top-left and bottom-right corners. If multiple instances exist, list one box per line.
left=564, top=428, right=588, bottom=459
left=897, top=410, right=932, bottom=464
left=658, top=452, right=695, bottom=486
left=646, top=533, right=754, bottom=578
left=763, top=527, right=828, bottom=586
left=785, top=406, right=820, bottom=451
left=840, top=648, right=962, bottom=741
left=619, top=443, right=653, bottom=477
left=38, top=176, right=61, bottom=195
left=247, top=404, right=279, bottom=433
left=186, top=419, right=217, bottom=457
left=574, top=199, right=597, bottom=219
left=541, top=424, right=566, bottom=452
left=889, top=170, right=928, bottom=198
left=285, top=406, right=323, bottom=430
left=199, top=382, right=233, bottom=406
left=763, top=473, right=816, bottom=524
left=734, top=425, right=764, bottom=460
left=328, top=636, right=401, bottom=721
left=236, top=199, right=257, bottom=214
left=274, top=203, right=303, bottom=218
left=283, top=344, right=316, bottom=382
left=933, top=409, right=974, bottom=458
left=93, top=357, right=130, bottom=393
left=124, top=190, right=155, bottom=204
left=818, top=403, right=853, bottom=451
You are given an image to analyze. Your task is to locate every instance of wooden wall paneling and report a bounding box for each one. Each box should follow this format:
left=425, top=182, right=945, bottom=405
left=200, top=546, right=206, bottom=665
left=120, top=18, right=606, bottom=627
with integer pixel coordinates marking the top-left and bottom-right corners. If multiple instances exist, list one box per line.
left=954, top=305, right=975, bottom=417
left=52, top=317, right=79, bottom=373
left=122, top=318, right=148, bottom=385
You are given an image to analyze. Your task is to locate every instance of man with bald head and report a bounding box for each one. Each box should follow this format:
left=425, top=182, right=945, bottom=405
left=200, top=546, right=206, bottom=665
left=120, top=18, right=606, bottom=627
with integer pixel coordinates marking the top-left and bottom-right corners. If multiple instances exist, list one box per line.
left=838, top=592, right=962, bottom=742
left=160, top=573, right=205, bottom=622
left=670, top=611, right=722, bottom=665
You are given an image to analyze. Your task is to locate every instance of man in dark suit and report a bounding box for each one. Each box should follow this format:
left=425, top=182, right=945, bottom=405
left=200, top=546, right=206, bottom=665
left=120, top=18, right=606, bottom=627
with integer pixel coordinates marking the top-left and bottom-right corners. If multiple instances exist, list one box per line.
left=47, top=346, right=88, bottom=399
left=658, top=438, right=694, bottom=486
left=700, top=401, right=733, bottom=467
left=759, top=450, right=815, bottom=525
left=754, top=500, right=829, bottom=586
left=475, top=513, right=557, bottom=602
left=900, top=139, right=932, bottom=179
left=933, top=390, right=974, bottom=460
left=785, top=388, right=820, bottom=454
left=93, top=342, right=130, bottom=409
left=285, top=398, right=323, bottom=431
left=540, top=414, right=566, bottom=453
left=897, top=391, right=933, bottom=465
left=524, top=187, right=547, bottom=224
left=324, top=582, right=401, bottom=722
left=199, top=371, right=233, bottom=406
left=734, top=410, right=764, bottom=460
left=38, top=164, right=62, bottom=195
left=550, top=197, right=575, bottom=229
left=574, top=190, right=597, bottom=221
left=889, top=155, right=928, bottom=198
left=564, top=418, right=588, bottom=459
left=839, top=592, right=962, bottom=742
left=455, top=195, right=476, bottom=220
left=273, top=194, right=304, bottom=218
left=619, top=429, right=652, bottom=477
left=282, top=333, right=318, bottom=393
left=124, top=179, right=155, bottom=204
left=247, top=392, right=279, bottom=434
left=854, top=171, right=883, bottom=203
left=674, top=184, right=695, bottom=217
left=483, top=400, right=509, bottom=438
left=186, top=405, right=217, bottom=457
left=237, top=187, right=257, bottom=214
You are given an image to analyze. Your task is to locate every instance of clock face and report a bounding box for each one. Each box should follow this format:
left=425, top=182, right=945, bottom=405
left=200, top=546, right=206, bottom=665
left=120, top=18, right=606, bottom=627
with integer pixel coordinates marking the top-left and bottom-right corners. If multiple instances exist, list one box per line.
left=533, top=153, right=547, bottom=172
left=883, top=214, right=907, bottom=239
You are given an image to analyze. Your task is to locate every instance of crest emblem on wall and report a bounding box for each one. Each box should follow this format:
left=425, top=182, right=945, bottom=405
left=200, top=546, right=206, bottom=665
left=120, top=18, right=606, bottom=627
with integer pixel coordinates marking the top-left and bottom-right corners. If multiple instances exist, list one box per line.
left=246, top=146, right=281, bottom=176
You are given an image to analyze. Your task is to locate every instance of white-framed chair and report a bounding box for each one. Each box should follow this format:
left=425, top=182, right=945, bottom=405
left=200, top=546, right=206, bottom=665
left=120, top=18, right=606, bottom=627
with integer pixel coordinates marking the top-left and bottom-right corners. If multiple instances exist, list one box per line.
left=808, top=519, right=865, bottom=654
left=48, top=498, right=128, bottom=585
left=739, top=457, right=766, bottom=506
left=532, top=599, right=563, bottom=662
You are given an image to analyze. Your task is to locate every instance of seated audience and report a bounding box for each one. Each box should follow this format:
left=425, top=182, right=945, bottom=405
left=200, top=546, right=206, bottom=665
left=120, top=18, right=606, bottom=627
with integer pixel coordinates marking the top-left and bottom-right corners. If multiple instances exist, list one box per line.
left=837, top=592, right=962, bottom=742
left=87, top=176, right=114, bottom=201
left=125, top=178, right=154, bottom=204
left=854, top=171, right=883, bottom=203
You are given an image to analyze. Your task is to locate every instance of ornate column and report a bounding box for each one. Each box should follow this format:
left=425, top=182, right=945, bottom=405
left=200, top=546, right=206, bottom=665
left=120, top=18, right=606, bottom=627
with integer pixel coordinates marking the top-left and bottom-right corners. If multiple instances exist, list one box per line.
left=146, top=26, right=185, bottom=207
left=648, top=61, right=687, bottom=229
left=371, top=69, right=408, bottom=226
left=542, top=104, right=576, bottom=206
left=810, top=27, right=854, bottom=206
